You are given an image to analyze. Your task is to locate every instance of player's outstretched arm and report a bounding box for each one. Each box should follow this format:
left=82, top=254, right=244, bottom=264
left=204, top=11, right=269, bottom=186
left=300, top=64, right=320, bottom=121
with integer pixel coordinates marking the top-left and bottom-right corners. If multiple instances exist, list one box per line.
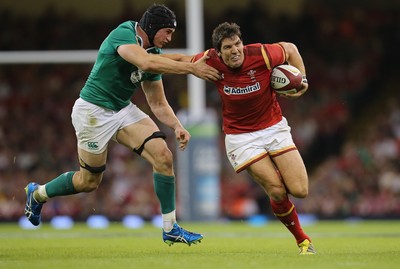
left=118, top=44, right=220, bottom=81
left=161, top=53, right=193, bottom=62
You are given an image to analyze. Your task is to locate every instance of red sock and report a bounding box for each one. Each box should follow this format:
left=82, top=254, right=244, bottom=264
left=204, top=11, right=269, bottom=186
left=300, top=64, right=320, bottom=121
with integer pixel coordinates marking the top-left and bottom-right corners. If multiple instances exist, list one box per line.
left=270, top=197, right=310, bottom=244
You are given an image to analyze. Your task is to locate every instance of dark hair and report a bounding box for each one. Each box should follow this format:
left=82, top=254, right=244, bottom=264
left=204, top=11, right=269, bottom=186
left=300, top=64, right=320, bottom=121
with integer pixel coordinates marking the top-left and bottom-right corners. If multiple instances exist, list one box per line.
left=139, top=4, right=177, bottom=45
left=212, top=22, right=242, bottom=52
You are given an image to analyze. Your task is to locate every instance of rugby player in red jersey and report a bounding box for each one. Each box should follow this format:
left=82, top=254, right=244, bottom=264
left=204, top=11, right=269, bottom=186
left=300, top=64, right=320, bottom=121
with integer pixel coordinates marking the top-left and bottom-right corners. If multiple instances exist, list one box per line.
left=164, top=22, right=316, bottom=254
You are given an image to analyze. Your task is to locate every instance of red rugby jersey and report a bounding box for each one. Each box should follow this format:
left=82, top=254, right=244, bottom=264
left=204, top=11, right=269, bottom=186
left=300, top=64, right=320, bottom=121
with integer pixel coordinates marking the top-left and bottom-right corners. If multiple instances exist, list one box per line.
left=192, top=43, right=286, bottom=134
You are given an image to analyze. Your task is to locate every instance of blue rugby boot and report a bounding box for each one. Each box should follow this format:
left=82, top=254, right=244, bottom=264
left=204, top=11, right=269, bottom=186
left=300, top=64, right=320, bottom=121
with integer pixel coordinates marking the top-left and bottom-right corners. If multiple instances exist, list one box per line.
left=24, top=182, right=44, bottom=226
left=163, top=223, right=203, bottom=246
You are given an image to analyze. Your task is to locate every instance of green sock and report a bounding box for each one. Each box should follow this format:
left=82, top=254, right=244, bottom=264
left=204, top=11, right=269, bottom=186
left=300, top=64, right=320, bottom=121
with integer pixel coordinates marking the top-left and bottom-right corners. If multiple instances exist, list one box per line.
left=153, top=172, right=176, bottom=214
left=45, top=171, right=78, bottom=198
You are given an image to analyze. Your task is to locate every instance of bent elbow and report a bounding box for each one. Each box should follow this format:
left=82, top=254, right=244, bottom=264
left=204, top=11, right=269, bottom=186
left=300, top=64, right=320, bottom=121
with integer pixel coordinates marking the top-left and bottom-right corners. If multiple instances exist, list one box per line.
left=283, top=42, right=299, bottom=55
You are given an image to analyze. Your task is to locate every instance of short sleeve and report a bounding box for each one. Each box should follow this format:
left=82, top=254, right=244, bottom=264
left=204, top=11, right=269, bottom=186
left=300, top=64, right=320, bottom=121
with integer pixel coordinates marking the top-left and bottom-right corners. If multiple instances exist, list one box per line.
left=263, top=44, right=286, bottom=68
left=108, top=22, right=138, bottom=50
left=191, top=50, right=210, bottom=62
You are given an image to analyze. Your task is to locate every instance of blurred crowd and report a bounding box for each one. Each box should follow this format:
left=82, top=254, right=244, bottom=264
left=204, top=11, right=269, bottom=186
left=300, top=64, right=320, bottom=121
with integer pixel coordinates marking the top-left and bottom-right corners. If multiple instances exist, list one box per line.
left=0, top=1, right=399, bottom=222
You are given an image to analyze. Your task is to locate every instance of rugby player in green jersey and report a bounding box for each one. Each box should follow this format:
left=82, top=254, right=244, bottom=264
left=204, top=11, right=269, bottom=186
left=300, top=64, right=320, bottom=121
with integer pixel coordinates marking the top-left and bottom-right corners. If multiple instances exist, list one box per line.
left=24, top=4, right=220, bottom=246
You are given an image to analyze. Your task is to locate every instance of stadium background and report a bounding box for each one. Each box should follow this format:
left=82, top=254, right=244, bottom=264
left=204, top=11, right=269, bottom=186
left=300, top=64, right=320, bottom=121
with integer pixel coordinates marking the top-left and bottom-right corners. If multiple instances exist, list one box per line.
left=0, top=0, right=399, bottom=223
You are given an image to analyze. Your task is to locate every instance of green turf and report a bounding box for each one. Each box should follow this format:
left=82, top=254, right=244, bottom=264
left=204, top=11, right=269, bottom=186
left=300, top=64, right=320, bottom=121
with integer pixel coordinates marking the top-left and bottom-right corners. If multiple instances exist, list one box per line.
left=1, top=220, right=399, bottom=269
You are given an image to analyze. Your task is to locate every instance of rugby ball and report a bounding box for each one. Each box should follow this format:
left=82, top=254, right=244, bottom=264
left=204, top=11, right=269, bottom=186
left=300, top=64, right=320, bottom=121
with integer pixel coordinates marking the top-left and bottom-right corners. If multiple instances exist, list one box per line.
left=270, top=65, right=303, bottom=94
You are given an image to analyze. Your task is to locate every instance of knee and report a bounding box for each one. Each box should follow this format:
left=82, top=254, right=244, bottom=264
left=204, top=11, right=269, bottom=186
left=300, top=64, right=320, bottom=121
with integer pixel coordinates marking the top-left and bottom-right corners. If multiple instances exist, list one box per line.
left=268, top=189, right=287, bottom=201
left=81, top=182, right=100, bottom=192
left=75, top=171, right=102, bottom=192
left=290, top=186, right=308, bottom=198
left=267, top=183, right=308, bottom=201
left=153, top=148, right=173, bottom=173
left=252, top=176, right=288, bottom=201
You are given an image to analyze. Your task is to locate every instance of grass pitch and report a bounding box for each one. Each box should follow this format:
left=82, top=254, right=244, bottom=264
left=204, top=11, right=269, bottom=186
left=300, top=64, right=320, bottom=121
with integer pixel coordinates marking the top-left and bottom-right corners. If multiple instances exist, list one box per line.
left=1, top=220, right=399, bottom=269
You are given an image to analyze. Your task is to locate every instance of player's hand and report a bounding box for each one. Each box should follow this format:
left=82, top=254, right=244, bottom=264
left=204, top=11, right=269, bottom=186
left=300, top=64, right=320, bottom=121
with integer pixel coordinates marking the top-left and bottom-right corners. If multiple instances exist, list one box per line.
left=175, top=126, right=191, bottom=151
left=192, top=55, right=221, bottom=82
left=280, top=77, right=308, bottom=99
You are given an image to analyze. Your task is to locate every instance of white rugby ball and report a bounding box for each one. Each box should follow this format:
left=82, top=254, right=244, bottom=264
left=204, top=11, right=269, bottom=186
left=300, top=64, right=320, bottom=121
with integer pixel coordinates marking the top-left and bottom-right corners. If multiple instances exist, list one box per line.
left=270, top=65, right=303, bottom=94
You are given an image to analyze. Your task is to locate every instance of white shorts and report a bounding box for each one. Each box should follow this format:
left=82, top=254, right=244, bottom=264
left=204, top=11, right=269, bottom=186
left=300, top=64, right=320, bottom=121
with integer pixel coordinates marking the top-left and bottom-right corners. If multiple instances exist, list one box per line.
left=71, top=98, right=149, bottom=154
left=225, top=117, right=297, bottom=173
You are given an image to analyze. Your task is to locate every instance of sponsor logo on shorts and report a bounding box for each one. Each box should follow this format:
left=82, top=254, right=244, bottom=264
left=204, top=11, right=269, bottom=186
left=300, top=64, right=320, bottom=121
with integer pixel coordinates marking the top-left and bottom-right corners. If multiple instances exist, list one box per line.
left=87, top=141, right=99, bottom=150
left=228, top=153, right=238, bottom=166
left=223, top=82, right=260, bottom=95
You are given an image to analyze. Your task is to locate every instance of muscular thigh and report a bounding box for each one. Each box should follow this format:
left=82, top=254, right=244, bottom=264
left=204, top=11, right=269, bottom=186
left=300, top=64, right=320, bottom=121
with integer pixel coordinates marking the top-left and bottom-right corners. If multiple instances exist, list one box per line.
left=272, top=150, right=308, bottom=197
left=115, top=118, right=171, bottom=169
left=247, top=156, right=286, bottom=198
left=116, top=117, right=160, bottom=150
left=78, top=147, right=108, bottom=166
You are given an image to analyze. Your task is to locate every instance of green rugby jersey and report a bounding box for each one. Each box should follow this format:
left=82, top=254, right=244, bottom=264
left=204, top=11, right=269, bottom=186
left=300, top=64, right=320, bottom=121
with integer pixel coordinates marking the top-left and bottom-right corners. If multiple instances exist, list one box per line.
left=80, top=21, right=162, bottom=111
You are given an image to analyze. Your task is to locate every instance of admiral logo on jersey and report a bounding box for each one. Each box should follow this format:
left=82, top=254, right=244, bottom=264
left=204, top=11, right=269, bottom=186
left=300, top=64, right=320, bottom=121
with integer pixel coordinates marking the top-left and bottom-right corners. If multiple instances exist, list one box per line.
left=223, top=82, right=260, bottom=95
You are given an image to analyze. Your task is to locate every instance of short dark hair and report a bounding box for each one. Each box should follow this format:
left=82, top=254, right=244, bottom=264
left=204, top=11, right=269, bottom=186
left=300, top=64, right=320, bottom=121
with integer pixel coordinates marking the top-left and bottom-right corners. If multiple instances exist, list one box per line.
left=212, top=22, right=242, bottom=52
